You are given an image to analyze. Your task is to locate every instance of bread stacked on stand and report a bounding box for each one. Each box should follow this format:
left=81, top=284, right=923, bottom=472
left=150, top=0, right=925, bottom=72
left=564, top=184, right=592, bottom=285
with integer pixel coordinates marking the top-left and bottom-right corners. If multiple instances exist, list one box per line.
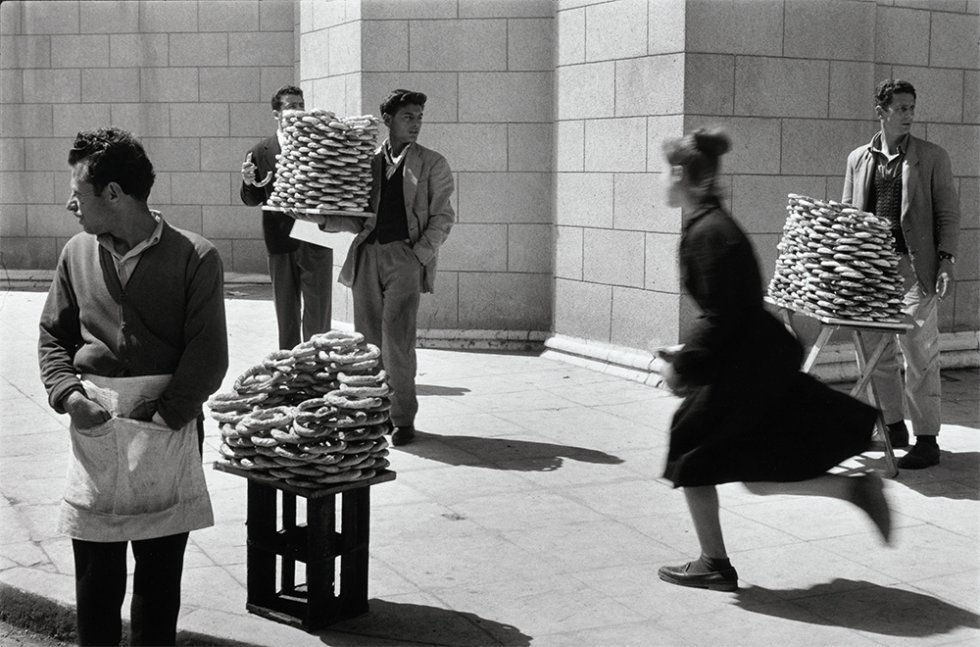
left=767, top=194, right=906, bottom=323
left=209, top=331, right=392, bottom=489
left=265, top=110, right=379, bottom=213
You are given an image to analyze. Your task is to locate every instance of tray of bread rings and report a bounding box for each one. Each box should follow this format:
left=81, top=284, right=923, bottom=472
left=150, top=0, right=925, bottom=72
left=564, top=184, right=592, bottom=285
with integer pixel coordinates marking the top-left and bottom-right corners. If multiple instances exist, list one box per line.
left=208, top=330, right=395, bottom=492
left=263, top=206, right=371, bottom=218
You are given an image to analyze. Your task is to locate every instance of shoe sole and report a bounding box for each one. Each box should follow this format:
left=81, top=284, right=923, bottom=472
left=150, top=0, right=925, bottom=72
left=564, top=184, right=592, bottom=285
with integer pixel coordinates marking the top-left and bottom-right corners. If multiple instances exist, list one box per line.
left=657, top=571, right=738, bottom=592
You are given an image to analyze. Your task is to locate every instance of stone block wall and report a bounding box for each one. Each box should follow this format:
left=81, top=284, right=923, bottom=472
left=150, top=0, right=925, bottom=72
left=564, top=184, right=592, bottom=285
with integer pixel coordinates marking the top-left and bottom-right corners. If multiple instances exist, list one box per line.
left=0, top=0, right=295, bottom=274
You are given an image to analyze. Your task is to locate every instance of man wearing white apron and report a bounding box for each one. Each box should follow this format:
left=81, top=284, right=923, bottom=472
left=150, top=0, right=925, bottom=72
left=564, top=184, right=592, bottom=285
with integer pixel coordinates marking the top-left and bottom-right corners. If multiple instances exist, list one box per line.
left=39, top=128, right=229, bottom=646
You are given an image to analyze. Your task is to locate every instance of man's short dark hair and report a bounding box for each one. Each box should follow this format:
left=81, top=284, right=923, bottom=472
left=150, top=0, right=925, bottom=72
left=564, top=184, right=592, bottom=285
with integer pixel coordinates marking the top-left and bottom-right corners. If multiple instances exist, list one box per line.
left=380, top=89, right=427, bottom=117
left=272, top=85, right=304, bottom=111
left=875, top=79, right=916, bottom=109
left=68, top=128, right=155, bottom=202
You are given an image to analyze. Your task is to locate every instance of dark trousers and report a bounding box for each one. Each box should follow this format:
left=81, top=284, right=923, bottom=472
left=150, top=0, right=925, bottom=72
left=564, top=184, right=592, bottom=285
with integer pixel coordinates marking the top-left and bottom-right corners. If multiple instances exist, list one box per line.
left=269, top=242, right=334, bottom=350
left=72, top=532, right=189, bottom=647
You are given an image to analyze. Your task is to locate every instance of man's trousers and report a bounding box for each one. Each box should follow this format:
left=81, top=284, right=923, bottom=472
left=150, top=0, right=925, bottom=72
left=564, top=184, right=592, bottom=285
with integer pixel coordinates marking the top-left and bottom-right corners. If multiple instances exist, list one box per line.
left=351, top=240, right=421, bottom=427
left=268, top=242, right=333, bottom=350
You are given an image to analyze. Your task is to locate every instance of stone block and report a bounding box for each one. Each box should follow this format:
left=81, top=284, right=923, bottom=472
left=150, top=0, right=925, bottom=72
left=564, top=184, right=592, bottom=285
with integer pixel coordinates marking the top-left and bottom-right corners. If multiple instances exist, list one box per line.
left=784, top=0, right=873, bottom=61
left=556, top=172, right=613, bottom=227
left=611, top=286, right=680, bottom=351
left=0, top=236, right=59, bottom=269
left=0, top=104, right=53, bottom=138
left=645, top=114, right=685, bottom=173
left=110, top=103, right=171, bottom=138
left=731, top=175, right=828, bottom=234
left=23, top=70, right=80, bottom=104
left=361, top=72, right=458, bottom=122
left=644, top=232, right=680, bottom=293
left=260, top=67, right=296, bottom=103
left=51, top=35, right=109, bottom=68
left=554, top=277, right=612, bottom=341
left=584, top=117, right=646, bottom=173
left=616, top=55, right=684, bottom=117
left=410, top=19, right=507, bottom=71
left=231, top=239, right=270, bottom=274
left=169, top=33, right=229, bottom=67
left=556, top=120, right=584, bottom=172
left=683, top=115, right=781, bottom=175
left=613, top=172, right=678, bottom=233
left=829, top=61, right=875, bottom=120
left=456, top=172, right=551, bottom=224
left=931, top=10, right=980, bottom=69
left=311, top=0, right=347, bottom=29
left=583, top=228, right=645, bottom=288
left=460, top=0, right=553, bottom=18
left=459, top=72, right=552, bottom=123
left=362, top=20, right=409, bottom=72
left=684, top=53, right=734, bottom=116
left=200, top=68, right=261, bottom=102
left=557, top=7, right=585, bottom=65
left=329, top=22, right=361, bottom=75
left=438, top=223, right=508, bottom=272
left=162, top=204, right=204, bottom=234
left=960, top=176, right=979, bottom=230
left=362, top=0, right=457, bottom=20
left=108, top=33, right=168, bottom=68
left=230, top=32, right=294, bottom=66
left=508, top=123, right=552, bottom=172
left=25, top=138, right=72, bottom=171
left=26, top=203, right=75, bottom=237
left=149, top=172, right=172, bottom=205
left=1, top=69, right=22, bottom=103
left=82, top=67, right=140, bottom=104
left=508, top=18, right=553, bottom=71
left=201, top=138, right=259, bottom=172
left=171, top=103, right=230, bottom=138
left=585, top=0, right=647, bottom=62
left=555, top=225, right=583, bottom=279
left=556, top=62, right=615, bottom=119
left=751, top=232, right=780, bottom=284
left=300, top=29, right=331, bottom=79
left=422, top=123, right=507, bottom=171
left=965, top=70, right=979, bottom=124
left=0, top=137, right=24, bottom=171
left=261, top=0, right=295, bottom=31
left=416, top=270, right=459, bottom=329
left=783, top=118, right=879, bottom=176
left=80, top=0, right=139, bottom=33
left=875, top=6, right=930, bottom=66
left=928, top=124, right=979, bottom=177
left=140, top=68, right=199, bottom=103
left=686, top=0, right=782, bottom=56
left=200, top=0, right=260, bottom=31
left=648, top=0, right=685, bottom=55
left=309, top=75, right=348, bottom=114
left=893, top=65, right=965, bottom=124
left=230, top=103, right=275, bottom=137
left=0, top=35, right=50, bottom=69
left=0, top=204, right=25, bottom=235
left=22, top=0, right=78, bottom=34
left=1, top=1, right=22, bottom=35
left=202, top=205, right=260, bottom=238
left=953, top=280, right=979, bottom=330
left=140, top=0, right=198, bottom=32
left=458, top=272, right=551, bottom=330
left=172, top=172, right=231, bottom=205
left=141, top=138, right=201, bottom=172
left=734, top=57, right=829, bottom=118
left=508, top=224, right=552, bottom=273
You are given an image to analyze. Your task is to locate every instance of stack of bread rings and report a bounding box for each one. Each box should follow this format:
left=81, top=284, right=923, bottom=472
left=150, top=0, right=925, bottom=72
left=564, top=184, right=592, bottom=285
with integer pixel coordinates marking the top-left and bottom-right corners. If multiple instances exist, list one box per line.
left=767, top=194, right=905, bottom=323
left=209, top=330, right=392, bottom=489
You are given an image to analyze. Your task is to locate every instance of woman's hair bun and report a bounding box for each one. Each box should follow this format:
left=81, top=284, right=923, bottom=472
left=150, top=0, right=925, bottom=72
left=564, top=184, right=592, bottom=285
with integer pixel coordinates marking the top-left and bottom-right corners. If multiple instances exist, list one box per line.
left=692, top=128, right=731, bottom=157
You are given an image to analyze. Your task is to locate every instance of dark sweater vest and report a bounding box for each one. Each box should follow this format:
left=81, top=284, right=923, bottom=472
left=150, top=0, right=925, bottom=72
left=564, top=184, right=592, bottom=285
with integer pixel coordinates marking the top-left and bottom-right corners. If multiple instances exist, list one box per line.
left=366, top=160, right=410, bottom=244
left=869, top=167, right=906, bottom=253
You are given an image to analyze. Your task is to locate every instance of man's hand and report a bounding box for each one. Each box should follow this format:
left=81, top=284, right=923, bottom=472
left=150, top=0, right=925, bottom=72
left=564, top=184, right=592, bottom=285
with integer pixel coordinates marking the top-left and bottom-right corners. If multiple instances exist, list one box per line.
left=64, top=390, right=111, bottom=429
left=936, top=258, right=955, bottom=299
left=241, top=152, right=273, bottom=187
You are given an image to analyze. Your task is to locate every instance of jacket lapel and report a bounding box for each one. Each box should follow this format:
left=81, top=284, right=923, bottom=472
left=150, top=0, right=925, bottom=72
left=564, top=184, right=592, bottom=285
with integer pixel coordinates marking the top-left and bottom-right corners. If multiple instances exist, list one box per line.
left=402, top=145, right=420, bottom=215
left=901, top=137, right=919, bottom=222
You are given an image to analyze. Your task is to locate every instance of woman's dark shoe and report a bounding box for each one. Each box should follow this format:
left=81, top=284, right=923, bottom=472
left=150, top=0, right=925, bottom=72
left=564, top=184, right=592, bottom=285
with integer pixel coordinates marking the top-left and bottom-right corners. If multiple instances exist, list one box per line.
left=658, top=559, right=738, bottom=592
left=897, top=441, right=940, bottom=469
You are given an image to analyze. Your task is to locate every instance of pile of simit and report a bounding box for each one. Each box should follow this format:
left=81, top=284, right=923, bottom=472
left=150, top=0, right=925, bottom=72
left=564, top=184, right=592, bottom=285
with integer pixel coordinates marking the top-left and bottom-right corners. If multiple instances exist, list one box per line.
left=208, top=331, right=392, bottom=488
left=266, top=109, right=379, bottom=212
left=767, top=194, right=905, bottom=323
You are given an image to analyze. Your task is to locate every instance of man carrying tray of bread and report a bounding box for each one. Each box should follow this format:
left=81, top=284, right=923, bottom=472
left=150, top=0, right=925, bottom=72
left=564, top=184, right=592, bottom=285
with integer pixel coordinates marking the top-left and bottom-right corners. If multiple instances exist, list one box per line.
left=842, top=78, right=961, bottom=470
left=318, top=89, right=455, bottom=446
left=241, top=85, right=334, bottom=351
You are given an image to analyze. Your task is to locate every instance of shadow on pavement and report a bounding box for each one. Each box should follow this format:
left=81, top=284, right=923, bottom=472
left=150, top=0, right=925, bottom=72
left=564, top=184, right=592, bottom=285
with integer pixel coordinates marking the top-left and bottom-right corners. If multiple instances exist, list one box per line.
left=417, top=384, right=471, bottom=396
left=397, top=430, right=624, bottom=472
left=323, top=599, right=531, bottom=646
left=852, top=451, right=980, bottom=500
left=735, top=579, right=980, bottom=638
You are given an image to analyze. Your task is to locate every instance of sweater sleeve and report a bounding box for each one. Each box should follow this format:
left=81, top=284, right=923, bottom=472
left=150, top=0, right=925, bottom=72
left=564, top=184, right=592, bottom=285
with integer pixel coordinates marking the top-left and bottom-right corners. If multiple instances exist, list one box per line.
left=38, top=247, right=86, bottom=413
left=155, top=246, right=229, bottom=429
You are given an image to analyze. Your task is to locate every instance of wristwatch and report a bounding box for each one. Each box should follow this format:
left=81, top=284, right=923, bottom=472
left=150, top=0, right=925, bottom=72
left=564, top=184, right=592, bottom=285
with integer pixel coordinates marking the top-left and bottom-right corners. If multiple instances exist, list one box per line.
left=937, top=251, right=956, bottom=264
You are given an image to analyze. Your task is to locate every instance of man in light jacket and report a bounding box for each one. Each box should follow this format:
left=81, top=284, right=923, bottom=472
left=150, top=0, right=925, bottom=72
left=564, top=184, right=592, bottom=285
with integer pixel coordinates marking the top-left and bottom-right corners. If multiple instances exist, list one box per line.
left=322, top=89, right=454, bottom=446
left=842, top=78, right=961, bottom=469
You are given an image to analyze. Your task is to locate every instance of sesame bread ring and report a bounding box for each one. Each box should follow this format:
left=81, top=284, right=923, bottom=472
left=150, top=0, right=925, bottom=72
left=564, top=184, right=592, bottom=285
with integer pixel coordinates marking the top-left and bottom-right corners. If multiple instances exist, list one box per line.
left=249, top=434, right=280, bottom=448
left=220, top=443, right=256, bottom=459
left=291, top=341, right=319, bottom=361
left=340, top=358, right=380, bottom=372
left=224, top=435, right=255, bottom=448
left=299, top=440, right=348, bottom=455
left=208, top=391, right=268, bottom=412
left=336, top=453, right=370, bottom=468
left=329, top=343, right=381, bottom=364
left=330, top=410, right=388, bottom=429
left=234, top=366, right=281, bottom=393
left=314, top=470, right=362, bottom=485
left=338, top=370, right=387, bottom=386
left=292, top=420, right=331, bottom=439
left=340, top=440, right=376, bottom=455
left=270, top=428, right=305, bottom=444
left=311, top=331, right=364, bottom=349
left=273, top=445, right=320, bottom=461
left=240, top=406, right=294, bottom=432
left=285, top=464, right=323, bottom=477
left=323, top=391, right=383, bottom=410
left=339, top=383, right=391, bottom=398
left=212, top=410, right=248, bottom=426
left=270, top=454, right=307, bottom=467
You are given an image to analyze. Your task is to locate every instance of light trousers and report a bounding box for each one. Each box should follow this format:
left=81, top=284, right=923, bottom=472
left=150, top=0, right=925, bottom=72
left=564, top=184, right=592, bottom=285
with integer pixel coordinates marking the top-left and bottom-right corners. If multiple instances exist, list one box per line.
left=268, top=242, right=333, bottom=350
left=351, top=240, right=422, bottom=427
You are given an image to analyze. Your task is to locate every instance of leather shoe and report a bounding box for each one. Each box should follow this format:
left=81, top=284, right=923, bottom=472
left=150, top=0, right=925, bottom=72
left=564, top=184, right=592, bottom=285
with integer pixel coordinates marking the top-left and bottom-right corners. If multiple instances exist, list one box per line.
left=391, top=425, right=415, bottom=446
left=658, top=560, right=738, bottom=592
left=886, top=421, right=910, bottom=449
left=897, top=441, right=940, bottom=469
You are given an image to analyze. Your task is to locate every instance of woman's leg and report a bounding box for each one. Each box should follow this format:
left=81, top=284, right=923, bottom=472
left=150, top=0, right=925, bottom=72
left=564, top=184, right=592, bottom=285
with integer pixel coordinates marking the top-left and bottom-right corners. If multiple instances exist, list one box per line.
left=658, top=485, right=738, bottom=591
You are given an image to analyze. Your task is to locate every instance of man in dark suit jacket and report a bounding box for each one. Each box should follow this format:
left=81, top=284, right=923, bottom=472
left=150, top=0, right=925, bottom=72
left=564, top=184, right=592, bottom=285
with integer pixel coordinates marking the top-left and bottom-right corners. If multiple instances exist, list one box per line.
left=241, top=85, right=333, bottom=350
left=843, top=78, right=961, bottom=470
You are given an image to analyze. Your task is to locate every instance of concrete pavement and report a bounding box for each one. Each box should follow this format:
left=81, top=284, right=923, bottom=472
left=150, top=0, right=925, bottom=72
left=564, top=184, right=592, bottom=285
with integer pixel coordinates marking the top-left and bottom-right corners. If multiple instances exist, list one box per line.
left=2, top=287, right=978, bottom=646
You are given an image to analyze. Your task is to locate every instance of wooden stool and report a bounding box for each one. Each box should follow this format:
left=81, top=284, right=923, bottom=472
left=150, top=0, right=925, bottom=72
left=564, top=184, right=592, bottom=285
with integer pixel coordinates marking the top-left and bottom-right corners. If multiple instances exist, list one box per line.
left=214, top=463, right=396, bottom=631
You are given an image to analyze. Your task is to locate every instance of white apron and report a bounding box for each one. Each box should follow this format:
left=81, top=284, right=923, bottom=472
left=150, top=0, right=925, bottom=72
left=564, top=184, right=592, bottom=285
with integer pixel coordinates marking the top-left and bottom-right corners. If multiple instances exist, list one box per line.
left=59, top=374, right=214, bottom=542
